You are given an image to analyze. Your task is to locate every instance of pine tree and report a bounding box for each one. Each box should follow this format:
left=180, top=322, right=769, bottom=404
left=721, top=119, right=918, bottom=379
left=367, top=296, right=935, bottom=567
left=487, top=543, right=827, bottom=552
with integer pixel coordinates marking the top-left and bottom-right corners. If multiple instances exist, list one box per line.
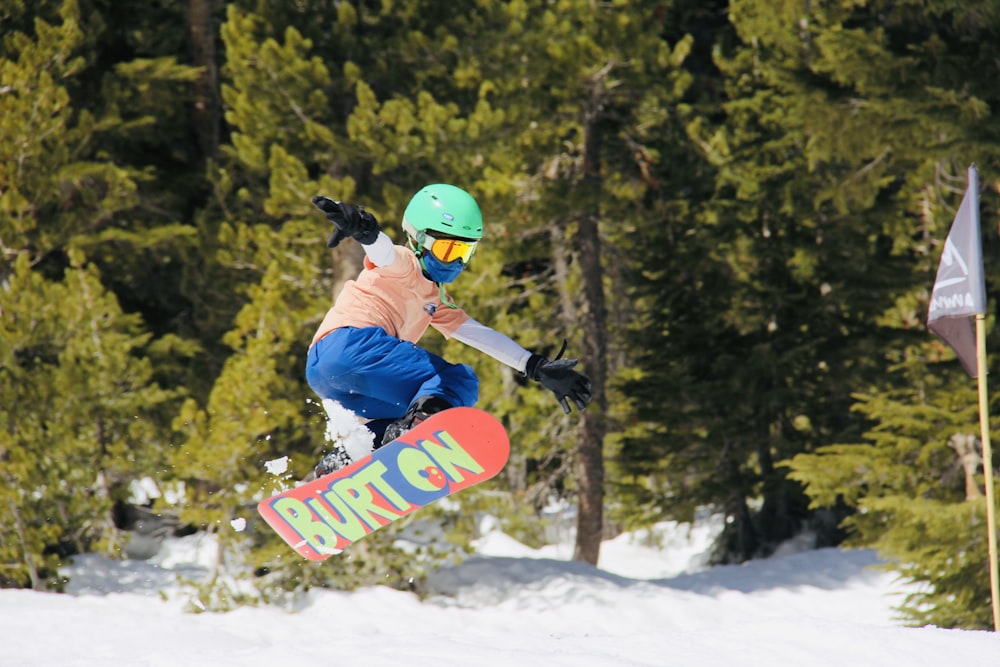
left=0, top=0, right=136, bottom=269
left=376, top=0, right=698, bottom=563
left=612, top=0, right=736, bottom=533
left=334, top=0, right=713, bottom=563
left=781, top=0, right=1000, bottom=627
left=787, top=354, right=998, bottom=628
left=616, top=0, right=1000, bottom=566
left=0, top=0, right=189, bottom=587
left=0, top=254, right=174, bottom=589
left=1, top=0, right=208, bottom=388
left=15, top=0, right=1000, bottom=617
left=165, top=4, right=454, bottom=601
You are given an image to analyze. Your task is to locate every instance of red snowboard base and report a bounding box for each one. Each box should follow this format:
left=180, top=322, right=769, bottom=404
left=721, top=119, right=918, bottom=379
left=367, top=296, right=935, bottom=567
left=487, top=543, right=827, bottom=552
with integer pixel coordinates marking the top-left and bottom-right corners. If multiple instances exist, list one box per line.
left=257, top=407, right=510, bottom=560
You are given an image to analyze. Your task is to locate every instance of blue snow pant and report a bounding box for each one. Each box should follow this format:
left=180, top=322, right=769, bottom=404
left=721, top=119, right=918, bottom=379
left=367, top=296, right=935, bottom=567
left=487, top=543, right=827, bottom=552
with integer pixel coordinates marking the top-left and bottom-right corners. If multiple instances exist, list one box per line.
left=306, top=326, right=479, bottom=434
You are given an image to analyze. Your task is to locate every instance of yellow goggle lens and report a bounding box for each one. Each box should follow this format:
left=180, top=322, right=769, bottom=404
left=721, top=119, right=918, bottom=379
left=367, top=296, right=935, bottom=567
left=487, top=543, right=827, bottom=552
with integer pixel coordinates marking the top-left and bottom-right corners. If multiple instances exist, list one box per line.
left=429, top=237, right=477, bottom=264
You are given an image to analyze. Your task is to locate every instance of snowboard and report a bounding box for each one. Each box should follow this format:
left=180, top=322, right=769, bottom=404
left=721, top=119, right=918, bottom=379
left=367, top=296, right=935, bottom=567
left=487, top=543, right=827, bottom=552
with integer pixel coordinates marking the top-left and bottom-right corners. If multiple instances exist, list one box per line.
left=257, top=407, right=510, bottom=560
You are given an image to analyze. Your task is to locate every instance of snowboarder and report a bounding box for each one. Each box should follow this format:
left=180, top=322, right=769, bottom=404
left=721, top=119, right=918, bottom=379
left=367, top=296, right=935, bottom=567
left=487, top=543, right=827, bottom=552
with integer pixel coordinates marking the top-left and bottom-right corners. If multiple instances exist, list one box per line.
left=306, top=183, right=592, bottom=477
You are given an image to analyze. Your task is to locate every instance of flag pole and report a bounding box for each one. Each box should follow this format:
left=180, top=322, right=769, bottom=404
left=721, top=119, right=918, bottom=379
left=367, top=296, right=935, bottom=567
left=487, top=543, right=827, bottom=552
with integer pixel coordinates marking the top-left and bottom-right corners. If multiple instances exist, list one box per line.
left=976, top=313, right=1000, bottom=631
left=927, top=163, right=999, bottom=628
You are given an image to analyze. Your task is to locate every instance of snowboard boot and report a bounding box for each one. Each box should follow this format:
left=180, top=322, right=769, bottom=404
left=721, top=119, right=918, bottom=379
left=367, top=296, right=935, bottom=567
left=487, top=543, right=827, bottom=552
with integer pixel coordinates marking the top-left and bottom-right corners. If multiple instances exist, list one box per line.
left=312, top=446, right=353, bottom=479
left=380, top=396, right=452, bottom=448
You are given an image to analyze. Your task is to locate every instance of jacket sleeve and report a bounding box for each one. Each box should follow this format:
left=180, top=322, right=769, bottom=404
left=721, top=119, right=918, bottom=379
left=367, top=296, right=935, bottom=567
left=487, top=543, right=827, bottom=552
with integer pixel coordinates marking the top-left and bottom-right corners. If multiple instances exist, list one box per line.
left=362, top=232, right=397, bottom=267
left=451, top=318, right=533, bottom=372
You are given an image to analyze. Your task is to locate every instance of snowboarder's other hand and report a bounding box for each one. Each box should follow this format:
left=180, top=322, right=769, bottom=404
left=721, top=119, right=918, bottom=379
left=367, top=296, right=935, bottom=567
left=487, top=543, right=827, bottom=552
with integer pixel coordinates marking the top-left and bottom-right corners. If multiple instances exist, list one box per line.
left=525, top=354, right=593, bottom=414
left=312, top=196, right=380, bottom=247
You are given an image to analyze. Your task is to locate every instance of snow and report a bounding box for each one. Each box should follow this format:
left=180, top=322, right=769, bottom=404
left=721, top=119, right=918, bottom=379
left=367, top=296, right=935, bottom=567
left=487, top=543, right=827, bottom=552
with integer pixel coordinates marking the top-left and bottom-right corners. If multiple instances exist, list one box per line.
left=3, top=515, right=998, bottom=667
left=319, top=398, right=376, bottom=462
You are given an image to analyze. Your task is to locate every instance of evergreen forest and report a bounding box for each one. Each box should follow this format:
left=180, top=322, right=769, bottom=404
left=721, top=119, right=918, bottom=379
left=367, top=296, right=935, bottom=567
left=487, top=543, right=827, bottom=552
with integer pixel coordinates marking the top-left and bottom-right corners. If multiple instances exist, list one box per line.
left=3, top=0, right=1000, bottom=629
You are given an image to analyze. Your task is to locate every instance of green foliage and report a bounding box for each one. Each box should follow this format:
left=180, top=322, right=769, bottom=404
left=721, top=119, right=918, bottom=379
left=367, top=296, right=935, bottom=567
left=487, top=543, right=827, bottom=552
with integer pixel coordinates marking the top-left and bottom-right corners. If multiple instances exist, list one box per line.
left=618, top=0, right=1000, bottom=573
left=0, top=0, right=188, bottom=589
left=0, top=254, right=174, bottom=589
left=865, top=498, right=997, bottom=629
left=169, top=4, right=446, bottom=602
left=0, top=0, right=130, bottom=265
left=787, top=359, right=997, bottom=628
left=776, top=0, right=1000, bottom=628
left=3, top=0, right=1000, bottom=627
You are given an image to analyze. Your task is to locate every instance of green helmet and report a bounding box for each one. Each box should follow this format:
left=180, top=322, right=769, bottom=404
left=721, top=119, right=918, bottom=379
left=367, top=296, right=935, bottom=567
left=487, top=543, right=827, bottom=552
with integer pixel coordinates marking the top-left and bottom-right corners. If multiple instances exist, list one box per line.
left=402, top=184, right=483, bottom=242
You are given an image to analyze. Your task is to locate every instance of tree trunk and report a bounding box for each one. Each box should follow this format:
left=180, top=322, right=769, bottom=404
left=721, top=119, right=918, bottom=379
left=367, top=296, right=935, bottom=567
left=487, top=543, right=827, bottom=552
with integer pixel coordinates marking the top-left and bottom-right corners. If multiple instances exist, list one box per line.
left=950, top=433, right=984, bottom=500
left=10, top=501, right=42, bottom=590
left=571, top=77, right=610, bottom=566
left=189, top=0, right=219, bottom=160
left=572, top=209, right=607, bottom=565
left=756, top=428, right=796, bottom=550
left=331, top=243, right=365, bottom=300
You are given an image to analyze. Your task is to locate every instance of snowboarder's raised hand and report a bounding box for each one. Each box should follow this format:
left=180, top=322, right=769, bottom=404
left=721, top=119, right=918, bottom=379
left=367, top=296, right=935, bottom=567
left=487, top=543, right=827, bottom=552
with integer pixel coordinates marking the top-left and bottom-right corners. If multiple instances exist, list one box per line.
left=312, top=196, right=380, bottom=248
left=525, top=353, right=593, bottom=414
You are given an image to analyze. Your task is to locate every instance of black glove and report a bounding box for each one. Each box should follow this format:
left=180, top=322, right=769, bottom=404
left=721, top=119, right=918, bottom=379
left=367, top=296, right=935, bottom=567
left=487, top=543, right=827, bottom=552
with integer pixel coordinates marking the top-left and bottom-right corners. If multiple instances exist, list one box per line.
left=312, top=196, right=380, bottom=248
left=525, top=353, right=593, bottom=414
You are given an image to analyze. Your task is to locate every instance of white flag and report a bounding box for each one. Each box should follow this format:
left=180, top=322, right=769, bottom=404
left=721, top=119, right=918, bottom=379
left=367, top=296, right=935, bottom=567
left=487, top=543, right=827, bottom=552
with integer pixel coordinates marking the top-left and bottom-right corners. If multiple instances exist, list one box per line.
left=927, top=164, right=985, bottom=377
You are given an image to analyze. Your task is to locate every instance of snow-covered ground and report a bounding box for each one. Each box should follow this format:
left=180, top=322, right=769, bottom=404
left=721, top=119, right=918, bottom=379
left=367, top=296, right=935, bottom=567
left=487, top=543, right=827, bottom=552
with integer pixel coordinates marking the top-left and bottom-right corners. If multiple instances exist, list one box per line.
left=3, top=514, right=998, bottom=667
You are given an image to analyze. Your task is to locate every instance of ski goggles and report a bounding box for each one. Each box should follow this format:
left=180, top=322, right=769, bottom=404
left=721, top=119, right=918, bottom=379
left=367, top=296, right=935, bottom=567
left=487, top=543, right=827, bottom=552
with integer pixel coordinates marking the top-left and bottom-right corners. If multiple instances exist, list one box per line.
left=422, top=233, right=478, bottom=265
